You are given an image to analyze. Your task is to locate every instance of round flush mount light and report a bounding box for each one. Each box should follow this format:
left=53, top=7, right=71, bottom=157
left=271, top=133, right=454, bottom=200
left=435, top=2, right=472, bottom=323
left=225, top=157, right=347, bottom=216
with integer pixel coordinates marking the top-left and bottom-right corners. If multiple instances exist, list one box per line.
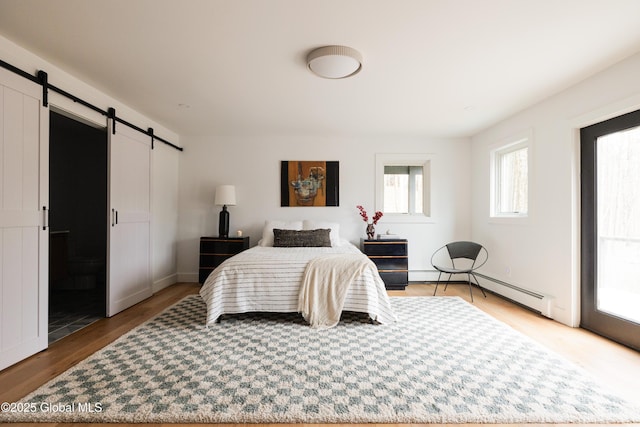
left=307, top=45, right=362, bottom=79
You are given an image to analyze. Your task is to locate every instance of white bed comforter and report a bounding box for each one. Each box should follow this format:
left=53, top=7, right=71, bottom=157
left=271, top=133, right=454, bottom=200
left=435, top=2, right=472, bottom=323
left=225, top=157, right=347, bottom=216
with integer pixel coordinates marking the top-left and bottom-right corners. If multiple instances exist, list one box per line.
left=199, top=243, right=397, bottom=326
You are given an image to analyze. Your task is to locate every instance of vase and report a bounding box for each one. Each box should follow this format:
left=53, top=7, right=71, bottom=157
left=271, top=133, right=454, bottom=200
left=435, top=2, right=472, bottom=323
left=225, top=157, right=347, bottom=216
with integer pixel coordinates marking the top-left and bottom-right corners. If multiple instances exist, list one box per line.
left=366, top=223, right=375, bottom=240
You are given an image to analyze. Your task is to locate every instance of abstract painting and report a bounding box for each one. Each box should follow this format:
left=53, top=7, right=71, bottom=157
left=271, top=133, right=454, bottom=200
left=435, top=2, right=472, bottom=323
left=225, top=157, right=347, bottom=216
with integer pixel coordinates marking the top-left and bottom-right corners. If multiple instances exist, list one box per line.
left=280, top=161, right=339, bottom=207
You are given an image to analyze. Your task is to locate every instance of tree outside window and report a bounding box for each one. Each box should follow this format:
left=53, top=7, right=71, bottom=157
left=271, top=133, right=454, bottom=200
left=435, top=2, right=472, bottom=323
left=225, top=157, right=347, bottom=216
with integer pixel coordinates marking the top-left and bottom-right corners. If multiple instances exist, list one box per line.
left=492, top=138, right=529, bottom=217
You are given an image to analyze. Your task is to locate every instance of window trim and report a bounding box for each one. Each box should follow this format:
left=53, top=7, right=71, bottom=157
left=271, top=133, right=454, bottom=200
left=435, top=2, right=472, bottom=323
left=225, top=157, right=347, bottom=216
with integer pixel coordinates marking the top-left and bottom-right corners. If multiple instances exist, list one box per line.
left=489, top=130, right=532, bottom=223
left=375, top=153, right=433, bottom=224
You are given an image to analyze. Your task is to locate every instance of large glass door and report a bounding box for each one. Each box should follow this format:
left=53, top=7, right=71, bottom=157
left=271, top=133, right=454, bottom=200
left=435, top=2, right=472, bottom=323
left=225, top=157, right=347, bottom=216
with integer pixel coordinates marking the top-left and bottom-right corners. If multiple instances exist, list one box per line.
left=581, top=109, right=640, bottom=351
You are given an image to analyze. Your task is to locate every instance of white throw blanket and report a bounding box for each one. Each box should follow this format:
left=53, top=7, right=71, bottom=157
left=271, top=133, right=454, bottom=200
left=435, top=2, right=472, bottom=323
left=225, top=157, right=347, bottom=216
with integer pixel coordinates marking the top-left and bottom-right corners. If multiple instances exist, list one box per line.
left=298, top=253, right=374, bottom=328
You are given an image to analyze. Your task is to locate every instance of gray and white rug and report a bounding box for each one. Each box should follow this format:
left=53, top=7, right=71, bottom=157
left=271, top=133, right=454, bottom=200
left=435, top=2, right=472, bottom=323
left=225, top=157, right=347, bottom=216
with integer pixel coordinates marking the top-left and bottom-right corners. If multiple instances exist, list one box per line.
left=1, top=295, right=639, bottom=423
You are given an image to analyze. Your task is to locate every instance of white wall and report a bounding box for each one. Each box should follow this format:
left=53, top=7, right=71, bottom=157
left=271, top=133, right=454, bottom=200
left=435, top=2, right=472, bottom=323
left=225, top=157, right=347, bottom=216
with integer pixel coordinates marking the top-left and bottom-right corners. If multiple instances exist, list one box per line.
left=176, top=134, right=471, bottom=282
left=0, top=34, right=182, bottom=290
left=470, top=51, right=640, bottom=327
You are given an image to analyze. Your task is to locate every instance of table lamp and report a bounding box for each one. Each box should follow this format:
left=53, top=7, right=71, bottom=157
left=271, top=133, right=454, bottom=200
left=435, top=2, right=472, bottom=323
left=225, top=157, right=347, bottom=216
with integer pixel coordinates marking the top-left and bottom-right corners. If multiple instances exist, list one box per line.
left=214, top=185, right=236, bottom=238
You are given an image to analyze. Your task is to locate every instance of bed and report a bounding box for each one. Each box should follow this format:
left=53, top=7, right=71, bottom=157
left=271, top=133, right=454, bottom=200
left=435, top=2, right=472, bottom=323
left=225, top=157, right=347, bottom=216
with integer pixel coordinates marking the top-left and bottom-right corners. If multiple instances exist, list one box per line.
left=199, top=220, right=397, bottom=327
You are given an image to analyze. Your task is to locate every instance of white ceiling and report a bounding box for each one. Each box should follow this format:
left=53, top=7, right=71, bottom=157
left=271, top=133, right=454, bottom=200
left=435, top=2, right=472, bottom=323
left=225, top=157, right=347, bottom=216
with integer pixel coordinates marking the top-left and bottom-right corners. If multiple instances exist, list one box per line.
left=2, top=0, right=640, bottom=139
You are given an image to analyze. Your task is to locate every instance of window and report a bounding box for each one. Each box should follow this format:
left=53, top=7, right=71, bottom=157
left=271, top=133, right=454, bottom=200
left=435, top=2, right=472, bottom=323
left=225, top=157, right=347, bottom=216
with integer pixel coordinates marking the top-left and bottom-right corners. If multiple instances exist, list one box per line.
left=383, top=166, right=423, bottom=214
left=375, top=153, right=431, bottom=222
left=491, top=135, right=530, bottom=218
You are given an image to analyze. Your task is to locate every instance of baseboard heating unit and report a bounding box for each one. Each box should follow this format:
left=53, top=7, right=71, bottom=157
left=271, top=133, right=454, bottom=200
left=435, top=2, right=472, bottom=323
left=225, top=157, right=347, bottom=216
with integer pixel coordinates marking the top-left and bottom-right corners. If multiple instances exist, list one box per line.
left=475, top=273, right=554, bottom=319
left=410, top=269, right=554, bottom=319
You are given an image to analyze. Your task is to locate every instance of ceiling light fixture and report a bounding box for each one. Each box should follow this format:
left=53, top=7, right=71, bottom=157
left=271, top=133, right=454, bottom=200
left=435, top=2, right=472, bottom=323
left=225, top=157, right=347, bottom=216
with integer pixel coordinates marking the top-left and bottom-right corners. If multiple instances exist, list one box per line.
left=307, top=45, right=362, bottom=79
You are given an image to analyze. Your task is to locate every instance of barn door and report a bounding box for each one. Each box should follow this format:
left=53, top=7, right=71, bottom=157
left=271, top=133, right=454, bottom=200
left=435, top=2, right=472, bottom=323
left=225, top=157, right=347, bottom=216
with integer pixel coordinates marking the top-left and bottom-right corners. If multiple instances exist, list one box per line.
left=107, top=119, right=152, bottom=316
left=0, top=68, right=49, bottom=370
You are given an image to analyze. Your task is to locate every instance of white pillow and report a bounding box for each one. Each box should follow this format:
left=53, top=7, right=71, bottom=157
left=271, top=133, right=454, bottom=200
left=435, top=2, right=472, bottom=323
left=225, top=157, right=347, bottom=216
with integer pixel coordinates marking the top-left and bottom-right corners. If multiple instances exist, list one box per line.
left=302, top=220, right=340, bottom=247
left=259, top=220, right=303, bottom=246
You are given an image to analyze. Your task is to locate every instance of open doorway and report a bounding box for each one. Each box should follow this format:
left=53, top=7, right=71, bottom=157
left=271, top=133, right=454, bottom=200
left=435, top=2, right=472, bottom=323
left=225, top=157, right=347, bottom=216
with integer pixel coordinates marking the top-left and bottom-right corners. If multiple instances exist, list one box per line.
left=49, top=111, right=108, bottom=343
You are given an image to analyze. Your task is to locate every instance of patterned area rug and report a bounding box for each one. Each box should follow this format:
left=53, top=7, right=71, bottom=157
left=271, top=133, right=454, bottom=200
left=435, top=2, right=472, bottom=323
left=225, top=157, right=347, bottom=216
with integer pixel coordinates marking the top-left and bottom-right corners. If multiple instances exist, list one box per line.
left=1, top=295, right=639, bottom=423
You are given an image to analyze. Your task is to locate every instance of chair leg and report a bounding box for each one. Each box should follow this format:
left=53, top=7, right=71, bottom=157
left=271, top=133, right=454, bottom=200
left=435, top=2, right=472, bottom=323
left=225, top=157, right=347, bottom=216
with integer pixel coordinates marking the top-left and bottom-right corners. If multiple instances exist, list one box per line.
left=467, top=273, right=474, bottom=302
left=433, top=272, right=442, bottom=296
left=443, top=273, right=453, bottom=291
left=471, top=273, right=487, bottom=298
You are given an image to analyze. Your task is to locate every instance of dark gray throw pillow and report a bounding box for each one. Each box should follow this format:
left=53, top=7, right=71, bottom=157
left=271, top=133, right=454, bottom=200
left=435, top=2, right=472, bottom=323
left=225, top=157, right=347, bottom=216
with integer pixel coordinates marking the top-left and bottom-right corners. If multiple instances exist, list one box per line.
left=273, top=228, right=332, bottom=247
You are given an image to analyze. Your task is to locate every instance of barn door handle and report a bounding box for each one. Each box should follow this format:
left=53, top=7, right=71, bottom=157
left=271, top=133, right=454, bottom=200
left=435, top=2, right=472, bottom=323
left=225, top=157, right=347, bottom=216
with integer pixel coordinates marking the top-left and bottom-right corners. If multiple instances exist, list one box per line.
left=112, top=209, right=116, bottom=227
left=42, top=206, right=48, bottom=230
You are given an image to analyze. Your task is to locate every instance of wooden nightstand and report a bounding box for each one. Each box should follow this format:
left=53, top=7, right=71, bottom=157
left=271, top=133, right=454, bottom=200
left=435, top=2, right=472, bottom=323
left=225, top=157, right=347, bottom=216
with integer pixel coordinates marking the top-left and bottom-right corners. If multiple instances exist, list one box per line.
left=361, top=238, right=408, bottom=290
left=199, top=236, right=250, bottom=284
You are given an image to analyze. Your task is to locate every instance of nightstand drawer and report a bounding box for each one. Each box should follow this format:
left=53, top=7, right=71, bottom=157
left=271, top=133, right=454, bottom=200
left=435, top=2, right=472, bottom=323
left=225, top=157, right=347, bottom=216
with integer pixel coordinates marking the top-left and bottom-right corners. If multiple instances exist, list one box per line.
left=199, top=253, right=235, bottom=267
left=379, top=271, right=408, bottom=289
left=200, top=238, right=248, bottom=255
left=361, top=241, right=408, bottom=256
left=368, top=256, right=408, bottom=271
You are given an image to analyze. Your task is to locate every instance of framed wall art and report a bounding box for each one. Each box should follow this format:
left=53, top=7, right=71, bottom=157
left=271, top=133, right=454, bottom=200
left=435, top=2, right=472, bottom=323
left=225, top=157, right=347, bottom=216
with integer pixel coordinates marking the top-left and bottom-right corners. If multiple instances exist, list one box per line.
left=280, top=161, right=339, bottom=207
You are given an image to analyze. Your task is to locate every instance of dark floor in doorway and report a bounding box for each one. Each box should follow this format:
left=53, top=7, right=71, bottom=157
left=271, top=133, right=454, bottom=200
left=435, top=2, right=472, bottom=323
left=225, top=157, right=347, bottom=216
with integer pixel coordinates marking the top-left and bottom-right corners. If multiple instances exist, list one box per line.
left=48, top=312, right=101, bottom=344
left=48, top=289, right=105, bottom=344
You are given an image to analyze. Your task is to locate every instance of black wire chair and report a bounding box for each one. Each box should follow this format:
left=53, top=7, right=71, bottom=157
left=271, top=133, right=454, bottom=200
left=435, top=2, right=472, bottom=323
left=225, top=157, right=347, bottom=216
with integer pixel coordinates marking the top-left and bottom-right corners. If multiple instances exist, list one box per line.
left=431, top=241, right=488, bottom=302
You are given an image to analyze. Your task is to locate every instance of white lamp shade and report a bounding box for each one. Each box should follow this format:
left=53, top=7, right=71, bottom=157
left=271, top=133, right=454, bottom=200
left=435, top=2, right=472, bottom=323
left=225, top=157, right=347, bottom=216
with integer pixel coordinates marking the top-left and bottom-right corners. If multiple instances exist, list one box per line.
left=307, top=45, right=362, bottom=79
left=214, top=185, right=236, bottom=206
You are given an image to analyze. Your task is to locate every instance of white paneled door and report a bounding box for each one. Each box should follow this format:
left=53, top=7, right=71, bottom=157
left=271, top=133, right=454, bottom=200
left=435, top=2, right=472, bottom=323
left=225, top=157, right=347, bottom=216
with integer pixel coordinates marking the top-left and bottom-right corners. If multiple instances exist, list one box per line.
left=107, top=120, right=152, bottom=317
left=0, top=68, right=48, bottom=370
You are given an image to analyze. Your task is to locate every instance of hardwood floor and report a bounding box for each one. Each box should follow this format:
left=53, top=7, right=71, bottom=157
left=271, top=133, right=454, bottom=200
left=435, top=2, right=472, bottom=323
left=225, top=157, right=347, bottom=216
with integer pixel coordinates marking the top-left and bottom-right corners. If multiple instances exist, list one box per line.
left=1, top=282, right=639, bottom=427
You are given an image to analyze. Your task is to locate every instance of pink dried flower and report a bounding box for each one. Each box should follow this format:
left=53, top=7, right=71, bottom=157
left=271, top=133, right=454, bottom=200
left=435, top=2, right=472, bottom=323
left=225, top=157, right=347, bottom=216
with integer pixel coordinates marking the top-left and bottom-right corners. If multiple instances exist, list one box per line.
left=356, top=205, right=383, bottom=225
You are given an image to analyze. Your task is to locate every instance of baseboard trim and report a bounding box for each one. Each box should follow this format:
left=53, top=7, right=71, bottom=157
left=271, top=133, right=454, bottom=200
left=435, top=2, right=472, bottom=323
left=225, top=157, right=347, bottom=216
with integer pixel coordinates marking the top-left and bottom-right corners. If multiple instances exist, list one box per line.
left=153, top=274, right=178, bottom=293
left=177, top=272, right=199, bottom=284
